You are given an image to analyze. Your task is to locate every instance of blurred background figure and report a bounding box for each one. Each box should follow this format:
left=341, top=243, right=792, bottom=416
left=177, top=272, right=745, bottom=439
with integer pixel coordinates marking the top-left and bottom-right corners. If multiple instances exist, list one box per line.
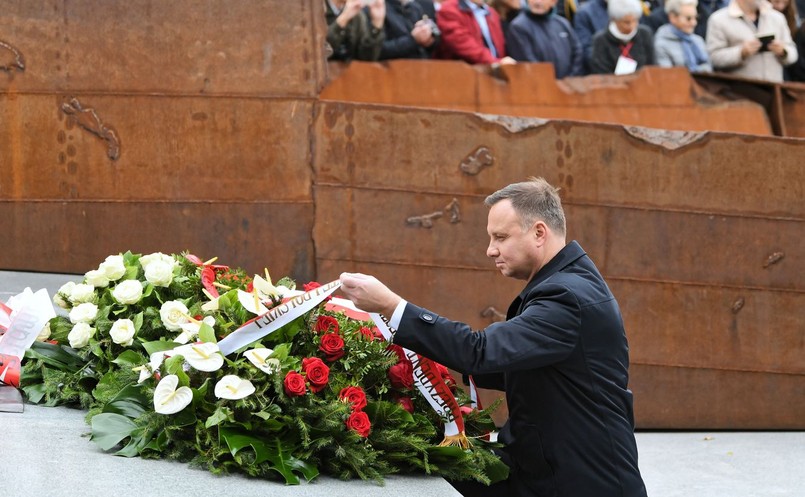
left=490, top=0, right=524, bottom=37
left=435, top=0, right=517, bottom=64
left=574, top=0, right=610, bottom=72
left=326, top=0, right=387, bottom=61
left=655, top=0, right=713, bottom=71
left=506, top=0, right=585, bottom=77
left=769, top=0, right=802, bottom=79
left=706, top=0, right=797, bottom=82
left=642, top=0, right=729, bottom=38
left=380, top=0, right=440, bottom=59
left=590, top=0, right=656, bottom=73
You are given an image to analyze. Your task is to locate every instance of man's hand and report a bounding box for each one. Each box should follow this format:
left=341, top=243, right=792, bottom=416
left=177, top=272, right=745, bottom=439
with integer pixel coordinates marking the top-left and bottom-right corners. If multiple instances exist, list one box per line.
left=740, top=38, right=762, bottom=59
left=768, top=40, right=787, bottom=58
left=339, top=272, right=402, bottom=317
left=336, top=0, right=364, bottom=28
left=411, top=21, right=435, bottom=47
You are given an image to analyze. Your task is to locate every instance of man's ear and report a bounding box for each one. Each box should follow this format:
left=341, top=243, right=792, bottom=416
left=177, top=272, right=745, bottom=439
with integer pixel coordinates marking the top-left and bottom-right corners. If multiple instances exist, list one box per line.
left=533, top=221, right=548, bottom=242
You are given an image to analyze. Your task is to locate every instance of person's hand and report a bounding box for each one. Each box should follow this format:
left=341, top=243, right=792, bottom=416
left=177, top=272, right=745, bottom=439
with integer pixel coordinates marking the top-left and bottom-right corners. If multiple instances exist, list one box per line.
left=499, top=56, right=517, bottom=65
left=768, top=40, right=787, bottom=58
left=336, top=0, right=364, bottom=28
left=740, top=38, right=762, bottom=59
left=411, top=21, right=435, bottom=47
left=339, top=272, right=402, bottom=317
left=367, top=0, right=385, bottom=29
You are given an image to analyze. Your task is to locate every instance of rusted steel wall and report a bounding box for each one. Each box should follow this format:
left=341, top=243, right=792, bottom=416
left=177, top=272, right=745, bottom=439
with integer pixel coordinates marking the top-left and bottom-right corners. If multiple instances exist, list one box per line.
left=313, top=102, right=805, bottom=429
left=0, top=0, right=326, bottom=278
left=322, top=61, right=773, bottom=136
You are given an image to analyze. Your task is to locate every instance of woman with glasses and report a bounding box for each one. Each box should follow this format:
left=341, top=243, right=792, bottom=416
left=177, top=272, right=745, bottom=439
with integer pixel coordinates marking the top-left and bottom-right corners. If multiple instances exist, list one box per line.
left=655, top=0, right=713, bottom=71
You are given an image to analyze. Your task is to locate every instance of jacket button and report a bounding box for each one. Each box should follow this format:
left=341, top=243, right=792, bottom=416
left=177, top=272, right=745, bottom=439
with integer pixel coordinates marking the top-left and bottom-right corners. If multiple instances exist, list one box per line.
left=422, top=313, right=434, bottom=322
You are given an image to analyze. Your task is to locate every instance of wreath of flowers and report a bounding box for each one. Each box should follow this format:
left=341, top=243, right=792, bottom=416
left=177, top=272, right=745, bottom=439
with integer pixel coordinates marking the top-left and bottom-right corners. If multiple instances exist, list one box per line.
left=21, top=251, right=507, bottom=485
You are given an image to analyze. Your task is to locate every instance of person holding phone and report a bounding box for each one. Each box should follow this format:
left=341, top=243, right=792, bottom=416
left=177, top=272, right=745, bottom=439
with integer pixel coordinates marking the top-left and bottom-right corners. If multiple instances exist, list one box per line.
left=705, top=0, right=797, bottom=81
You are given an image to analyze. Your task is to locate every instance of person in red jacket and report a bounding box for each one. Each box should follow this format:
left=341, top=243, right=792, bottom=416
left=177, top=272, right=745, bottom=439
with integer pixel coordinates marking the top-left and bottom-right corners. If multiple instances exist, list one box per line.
left=435, top=0, right=518, bottom=64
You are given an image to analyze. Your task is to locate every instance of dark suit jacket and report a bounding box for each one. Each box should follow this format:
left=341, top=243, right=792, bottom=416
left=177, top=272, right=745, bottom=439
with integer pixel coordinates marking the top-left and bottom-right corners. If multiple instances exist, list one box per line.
left=395, top=241, right=647, bottom=497
left=381, top=0, right=438, bottom=59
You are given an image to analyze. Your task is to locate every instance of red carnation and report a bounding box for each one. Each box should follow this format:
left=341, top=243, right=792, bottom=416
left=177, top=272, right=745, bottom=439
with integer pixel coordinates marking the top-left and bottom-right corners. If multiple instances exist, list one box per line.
left=315, top=315, right=340, bottom=334
left=346, top=411, right=371, bottom=437
left=339, top=386, right=368, bottom=411
left=319, top=332, right=345, bottom=362
left=388, top=360, right=414, bottom=390
left=357, top=326, right=374, bottom=340
left=302, top=357, right=330, bottom=393
left=303, top=281, right=322, bottom=292
left=284, top=371, right=307, bottom=397
left=397, top=396, right=414, bottom=414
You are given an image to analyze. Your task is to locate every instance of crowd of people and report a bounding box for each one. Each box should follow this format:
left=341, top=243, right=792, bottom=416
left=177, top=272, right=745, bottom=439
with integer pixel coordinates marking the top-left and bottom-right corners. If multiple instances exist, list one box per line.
left=325, top=0, right=805, bottom=82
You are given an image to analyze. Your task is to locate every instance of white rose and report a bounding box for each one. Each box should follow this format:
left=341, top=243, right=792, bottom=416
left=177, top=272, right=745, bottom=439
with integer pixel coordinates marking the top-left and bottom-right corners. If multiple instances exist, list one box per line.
left=109, top=318, right=136, bottom=346
left=145, top=260, right=174, bottom=287
left=160, top=300, right=189, bottom=331
left=53, top=281, right=76, bottom=309
left=85, top=269, right=110, bottom=288
left=68, top=322, right=95, bottom=348
left=140, top=252, right=176, bottom=272
left=36, top=322, right=52, bottom=342
left=112, top=280, right=143, bottom=305
left=99, top=254, right=127, bottom=281
left=69, top=283, right=96, bottom=304
left=69, top=302, right=98, bottom=324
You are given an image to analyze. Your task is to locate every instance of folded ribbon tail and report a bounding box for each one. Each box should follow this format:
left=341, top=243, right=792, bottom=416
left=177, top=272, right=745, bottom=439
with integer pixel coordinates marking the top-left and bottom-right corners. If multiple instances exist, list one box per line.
left=438, top=432, right=472, bottom=449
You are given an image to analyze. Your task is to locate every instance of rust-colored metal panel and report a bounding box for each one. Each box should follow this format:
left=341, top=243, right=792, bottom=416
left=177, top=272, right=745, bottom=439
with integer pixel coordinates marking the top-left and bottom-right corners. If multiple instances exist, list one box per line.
left=314, top=103, right=803, bottom=218
left=321, top=61, right=772, bottom=135
left=630, top=364, right=805, bottom=429
left=0, top=200, right=314, bottom=279
left=0, top=95, right=313, bottom=201
left=0, top=0, right=327, bottom=97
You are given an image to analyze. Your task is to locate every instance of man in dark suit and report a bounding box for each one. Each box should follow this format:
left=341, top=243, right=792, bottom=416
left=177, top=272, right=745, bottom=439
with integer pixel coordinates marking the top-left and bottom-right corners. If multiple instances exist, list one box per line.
left=340, top=177, right=647, bottom=497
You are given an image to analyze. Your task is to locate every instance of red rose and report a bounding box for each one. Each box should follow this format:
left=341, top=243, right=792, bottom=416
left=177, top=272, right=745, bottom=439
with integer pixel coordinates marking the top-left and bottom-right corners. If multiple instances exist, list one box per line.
left=388, top=360, right=413, bottom=390
left=357, top=326, right=374, bottom=340
left=371, top=326, right=384, bottom=340
left=302, top=357, right=330, bottom=393
left=303, top=281, right=322, bottom=292
left=315, top=315, right=339, bottom=334
left=339, top=386, right=368, bottom=411
left=387, top=344, right=406, bottom=362
left=460, top=405, right=474, bottom=415
left=345, top=410, right=371, bottom=437
left=397, top=396, right=414, bottom=414
left=284, top=371, right=307, bottom=397
left=319, top=332, right=345, bottom=362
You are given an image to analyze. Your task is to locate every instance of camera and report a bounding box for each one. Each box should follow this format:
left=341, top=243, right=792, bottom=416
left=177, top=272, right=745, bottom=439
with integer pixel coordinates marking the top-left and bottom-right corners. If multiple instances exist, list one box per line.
left=422, top=16, right=441, bottom=37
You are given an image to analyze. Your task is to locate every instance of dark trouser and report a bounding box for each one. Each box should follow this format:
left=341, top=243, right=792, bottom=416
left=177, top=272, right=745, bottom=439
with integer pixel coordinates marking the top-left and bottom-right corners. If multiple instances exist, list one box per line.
left=447, top=477, right=512, bottom=497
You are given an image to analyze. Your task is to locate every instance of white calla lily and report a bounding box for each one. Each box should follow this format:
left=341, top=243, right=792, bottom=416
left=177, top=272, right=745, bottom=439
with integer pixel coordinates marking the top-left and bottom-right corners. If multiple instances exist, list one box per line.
left=201, top=288, right=220, bottom=312
left=237, top=289, right=268, bottom=315
left=153, top=374, right=193, bottom=415
left=174, top=342, right=224, bottom=372
left=174, top=315, right=216, bottom=344
left=214, top=375, right=256, bottom=400
left=252, top=271, right=281, bottom=300
left=244, top=348, right=280, bottom=374
left=135, top=350, right=168, bottom=384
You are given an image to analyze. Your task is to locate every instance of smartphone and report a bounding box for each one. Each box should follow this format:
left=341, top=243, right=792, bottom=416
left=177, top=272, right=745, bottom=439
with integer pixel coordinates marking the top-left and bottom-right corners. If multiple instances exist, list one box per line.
left=757, top=34, right=774, bottom=52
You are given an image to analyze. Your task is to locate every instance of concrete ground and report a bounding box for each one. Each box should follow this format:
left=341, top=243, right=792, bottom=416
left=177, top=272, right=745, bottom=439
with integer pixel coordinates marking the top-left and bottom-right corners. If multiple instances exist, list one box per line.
left=2, top=270, right=803, bottom=496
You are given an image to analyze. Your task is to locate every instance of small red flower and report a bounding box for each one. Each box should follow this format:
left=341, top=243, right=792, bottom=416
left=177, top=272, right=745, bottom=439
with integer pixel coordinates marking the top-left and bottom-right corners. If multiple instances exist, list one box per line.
left=315, top=315, right=340, bottom=334
left=303, top=281, right=322, bottom=292
left=357, top=326, right=374, bottom=340
left=302, top=357, right=330, bottom=393
left=387, top=344, right=406, bottom=362
left=345, top=411, right=371, bottom=437
left=388, top=360, right=414, bottom=390
left=339, top=386, right=368, bottom=411
left=319, top=332, right=345, bottom=362
left=397, top=396, right=414, bottom=414
left=284, top=371, right=307, bottom=397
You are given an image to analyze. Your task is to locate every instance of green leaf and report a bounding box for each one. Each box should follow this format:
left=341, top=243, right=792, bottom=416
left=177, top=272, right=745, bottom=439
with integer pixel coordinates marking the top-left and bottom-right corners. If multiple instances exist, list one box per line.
left=132, top=312, right=144, bottom=332
left=21, top=383, right=46, bottom=403
left=198, top=322, right=217, bottom=344
left=25, top=341, right=86, bottom=372
left=142, top=340, right=177, bottom=355
left=90, top=413, right=139, bottom=451
left=219, top=427, right=318, bottom=484
left=112, top=350, right=145, bottom=369
left=205, top=406, right=234, bottom=428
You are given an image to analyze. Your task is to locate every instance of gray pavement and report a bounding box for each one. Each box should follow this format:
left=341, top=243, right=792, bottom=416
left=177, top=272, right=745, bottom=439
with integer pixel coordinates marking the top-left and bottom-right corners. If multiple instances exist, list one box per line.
left=1, top=270, right=804, bottom=496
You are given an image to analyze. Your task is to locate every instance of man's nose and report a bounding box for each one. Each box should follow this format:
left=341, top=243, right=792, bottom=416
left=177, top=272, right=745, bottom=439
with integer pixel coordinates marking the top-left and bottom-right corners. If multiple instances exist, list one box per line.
left=486, top=244, right=498, bottom=258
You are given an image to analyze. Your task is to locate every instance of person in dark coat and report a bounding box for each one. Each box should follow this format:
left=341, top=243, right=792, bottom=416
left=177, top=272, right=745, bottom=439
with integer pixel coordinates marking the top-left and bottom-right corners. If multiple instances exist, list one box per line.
left=590, top=0, right=656, bottom=74
left=506, top=0, right=585, bottom=78
left=574, top=0, right=610, bottom=72
left=340, top=177, right=647, bottom=497
left=380, top=0, right=440, bottom=59
left=325, top=0, right=386, bottom=61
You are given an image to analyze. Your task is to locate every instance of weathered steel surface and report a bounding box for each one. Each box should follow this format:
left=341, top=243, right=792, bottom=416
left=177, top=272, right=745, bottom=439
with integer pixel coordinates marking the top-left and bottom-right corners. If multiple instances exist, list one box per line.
left=313, top=103, right=805, bottom=428
left=322, top=62, right=772, bottom=135
left=0, top=95, right=313, bottom=201
left=0, top=200, right=315, bottom=280
left=0, top=0, right=327, bottom=97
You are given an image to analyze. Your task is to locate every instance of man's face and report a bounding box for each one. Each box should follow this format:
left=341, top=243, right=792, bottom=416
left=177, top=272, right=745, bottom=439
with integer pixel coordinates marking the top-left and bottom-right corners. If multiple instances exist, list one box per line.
left=527, top=0, right=558, bottom=15
left=486, top=200, right=539, bottom=281
left=669, top=4, right=698, bottom=34
left=614, top=14, right=639, bottom=35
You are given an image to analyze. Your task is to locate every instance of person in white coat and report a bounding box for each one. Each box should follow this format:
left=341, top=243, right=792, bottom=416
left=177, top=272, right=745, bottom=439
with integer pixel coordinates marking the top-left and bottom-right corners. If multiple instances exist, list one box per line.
left=706, top=0, right=797, bottom=81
